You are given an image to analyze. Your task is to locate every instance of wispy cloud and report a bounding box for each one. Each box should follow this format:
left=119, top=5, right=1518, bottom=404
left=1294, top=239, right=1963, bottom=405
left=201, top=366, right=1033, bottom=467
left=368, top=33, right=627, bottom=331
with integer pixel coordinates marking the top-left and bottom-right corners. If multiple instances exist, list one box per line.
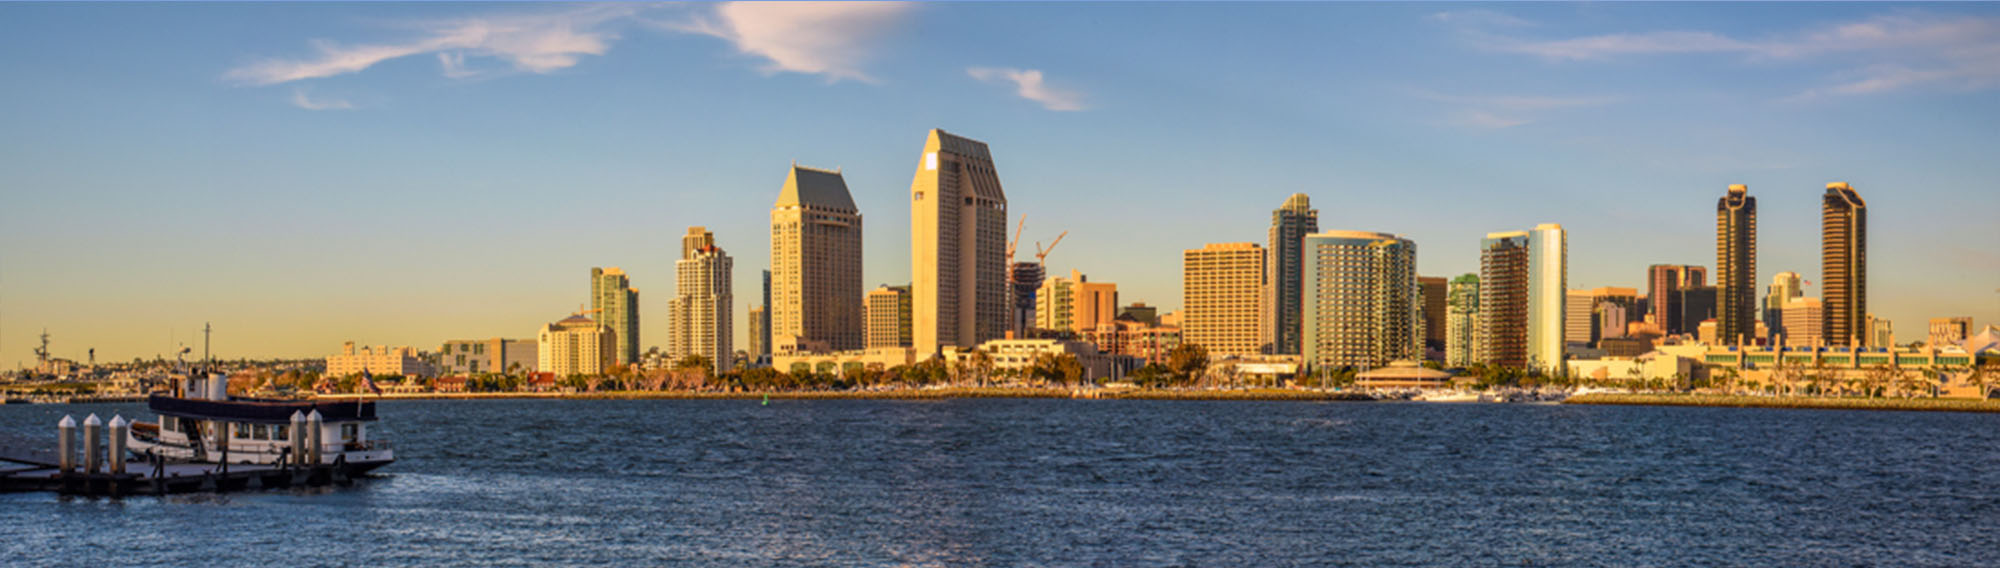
left=672, top=2, right=911, bottom=83
left=1428, top=10, right=1535, bottom=29
left=967, top=67, right=1086, bottom=111
left=1440, top=11, right=2000, bottom=98
left=225, top=5, right=637, bottom=86
left=290, top=89, right=354, bottom=111
left=1412, top=89, right=1618, bottom=129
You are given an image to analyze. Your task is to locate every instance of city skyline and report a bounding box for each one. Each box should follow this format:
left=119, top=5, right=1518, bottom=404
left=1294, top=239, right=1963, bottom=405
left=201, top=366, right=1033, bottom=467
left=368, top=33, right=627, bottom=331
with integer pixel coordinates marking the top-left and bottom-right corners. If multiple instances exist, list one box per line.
left=5, top=3, right=2000, bottom=360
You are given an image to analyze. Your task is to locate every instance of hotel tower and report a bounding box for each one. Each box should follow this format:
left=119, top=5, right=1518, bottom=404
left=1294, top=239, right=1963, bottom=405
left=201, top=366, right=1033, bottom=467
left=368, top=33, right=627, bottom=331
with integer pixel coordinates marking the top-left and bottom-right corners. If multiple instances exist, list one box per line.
left=910, top=129, right=1009, bottom=355
left=1716, top=184, right=1757, bottom=347
left=1821, top=182, right=1867, bottom=347
left=669, top=226, right=733, bottom=372
left=1266, top=193, right=1318, bottom=355
left=771, top=164, right=864, bottom=352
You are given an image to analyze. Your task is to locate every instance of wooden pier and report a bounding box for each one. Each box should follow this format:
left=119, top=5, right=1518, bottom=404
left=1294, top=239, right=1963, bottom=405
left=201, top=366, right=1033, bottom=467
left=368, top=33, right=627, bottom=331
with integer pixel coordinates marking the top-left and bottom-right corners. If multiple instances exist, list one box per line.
left=1, top=449, right=372, bottom=497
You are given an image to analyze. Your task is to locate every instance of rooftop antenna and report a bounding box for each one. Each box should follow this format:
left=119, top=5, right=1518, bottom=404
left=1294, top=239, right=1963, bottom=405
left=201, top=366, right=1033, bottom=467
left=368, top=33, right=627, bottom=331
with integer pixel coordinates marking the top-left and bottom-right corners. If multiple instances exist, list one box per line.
left=202, top=322, right=211, bottom=372
left=34, top=329, right=50, bottom=366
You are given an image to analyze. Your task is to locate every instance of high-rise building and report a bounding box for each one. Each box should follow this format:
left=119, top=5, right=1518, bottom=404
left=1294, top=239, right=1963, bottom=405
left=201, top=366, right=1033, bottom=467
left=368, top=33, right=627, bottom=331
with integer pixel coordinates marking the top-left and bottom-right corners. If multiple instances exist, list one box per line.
left=1822, top=182, right=1867, bottom=347
left=865, top=285, right=914, bottom=349
left=1764, top=271, right=1804, bottom=340
left=1480, top=224, right=1566, bottom=371
left=1007, top=261, right=1045, bottom=338
left=911, top=129, right=1009, bottom=354
left=1782, top=298, right=1825, bottom=347
left=1647, top=264, right=1707, bottom=335
left=669, top=227, right=733, bottom=372
left=1120, top=303, right=1159, bottom=326
left=772, top=164, right=865, bottom=353
left=1867, top=315, right=1894, bottom=348
left=1301, top=231, right=1418, bottom=371
left=1446, top=274, right=1479, bottom=367
left=590, top=267, right=639, bottom=366
left=746, top=306, right=766, bottom=362
left=1418, top=276, right=1448, bottom=354
left=1930, top=317, right=1973, bottom=348
left=1035, top=270, right=1117, bottom=334
left=1182, top=242, right=1267, bottom=357
left=1679, top=286, right=1718, bottom=339
left=538, top=313, right=614, bottom=376
left=759, top=270, right=773, bottom=359
left=1266, top=193, right=1318, bottom=355
left=1716, top=184, right=1758, bottom=347
left=1565, top=290, right=1596, bottom=347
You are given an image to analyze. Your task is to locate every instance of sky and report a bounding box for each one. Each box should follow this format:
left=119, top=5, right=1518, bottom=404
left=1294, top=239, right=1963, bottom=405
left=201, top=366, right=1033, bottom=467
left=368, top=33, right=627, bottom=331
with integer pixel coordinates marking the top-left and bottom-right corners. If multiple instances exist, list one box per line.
left=3, top=2, right=1998, bottom=363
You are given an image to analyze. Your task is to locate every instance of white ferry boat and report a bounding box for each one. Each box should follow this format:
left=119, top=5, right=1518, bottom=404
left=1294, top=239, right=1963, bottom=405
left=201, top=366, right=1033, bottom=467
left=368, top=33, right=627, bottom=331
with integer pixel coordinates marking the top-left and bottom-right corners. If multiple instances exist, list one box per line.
left=126, top=373, right=393, bottom=474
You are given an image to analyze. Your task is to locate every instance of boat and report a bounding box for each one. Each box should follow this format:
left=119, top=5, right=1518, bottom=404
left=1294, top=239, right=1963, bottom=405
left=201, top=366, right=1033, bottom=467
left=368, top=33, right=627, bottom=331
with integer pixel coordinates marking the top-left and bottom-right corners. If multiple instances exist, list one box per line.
left=125, top=373, right=393, bottom=475
left=1415, top=390, right=1482, bottom=403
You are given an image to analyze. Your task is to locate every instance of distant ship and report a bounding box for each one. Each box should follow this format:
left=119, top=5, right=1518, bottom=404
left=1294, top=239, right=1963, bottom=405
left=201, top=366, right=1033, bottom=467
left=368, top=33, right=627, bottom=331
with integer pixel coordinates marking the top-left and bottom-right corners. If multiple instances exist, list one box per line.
left=125, top=373, right=393, bottom=475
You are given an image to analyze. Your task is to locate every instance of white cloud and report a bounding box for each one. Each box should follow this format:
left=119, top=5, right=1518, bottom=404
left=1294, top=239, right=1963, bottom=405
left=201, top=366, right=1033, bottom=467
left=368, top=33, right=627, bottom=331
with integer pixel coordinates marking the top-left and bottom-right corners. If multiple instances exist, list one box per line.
left=1411, top=89, right=1617, bottom=129
left=226, top=5, right=636, bottom=86
left=290, top=89, right=354, bottom=111
left=1453, top=110, right=1530, bottom=130
left=1440, top=11, right=2000, bottom=98
left=967, top=67, right=1086, bottom=111
left=674, top=2, right=910, bottom=83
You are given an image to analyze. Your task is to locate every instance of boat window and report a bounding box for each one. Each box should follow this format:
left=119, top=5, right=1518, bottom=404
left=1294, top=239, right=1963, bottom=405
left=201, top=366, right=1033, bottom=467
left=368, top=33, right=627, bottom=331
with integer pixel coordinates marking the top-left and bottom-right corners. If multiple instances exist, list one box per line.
left=160, top=416, right=175, bottom=430
left=340, top=423, right=358, bottom=442
left=273, top=425, right=289, bottom=440
left=234, top=423, right=250, bottom=439
left=252, top=424, right=269, bottom=440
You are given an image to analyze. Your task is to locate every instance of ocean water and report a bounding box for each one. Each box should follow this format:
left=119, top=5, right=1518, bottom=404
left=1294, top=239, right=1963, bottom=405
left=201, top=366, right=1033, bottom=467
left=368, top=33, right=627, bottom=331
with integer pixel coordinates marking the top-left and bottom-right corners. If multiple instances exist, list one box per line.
left=2, top=399, right=1997, bottom=566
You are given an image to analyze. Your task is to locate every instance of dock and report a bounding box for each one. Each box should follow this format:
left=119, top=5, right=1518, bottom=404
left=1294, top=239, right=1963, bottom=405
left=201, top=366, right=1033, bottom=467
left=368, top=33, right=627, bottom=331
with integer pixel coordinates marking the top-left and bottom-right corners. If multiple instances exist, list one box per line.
left=1, top=453, right=369, bottom=496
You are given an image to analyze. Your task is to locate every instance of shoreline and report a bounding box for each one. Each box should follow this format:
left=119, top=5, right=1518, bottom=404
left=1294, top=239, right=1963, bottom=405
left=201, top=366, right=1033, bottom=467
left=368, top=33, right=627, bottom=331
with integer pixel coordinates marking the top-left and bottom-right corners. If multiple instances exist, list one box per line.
left=1565, top=393, right=2000, bottom=413
left=310, top=387, right=1378, bottom=402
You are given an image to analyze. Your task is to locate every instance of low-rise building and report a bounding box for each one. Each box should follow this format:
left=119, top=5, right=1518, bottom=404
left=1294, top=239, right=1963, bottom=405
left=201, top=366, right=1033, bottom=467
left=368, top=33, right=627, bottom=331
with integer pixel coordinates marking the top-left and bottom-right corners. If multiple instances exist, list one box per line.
left=944, top=338, right=1121, bottom=382
left=327, top=342, right=434, bottom=378
left=437, top=338, right=537, bottom=376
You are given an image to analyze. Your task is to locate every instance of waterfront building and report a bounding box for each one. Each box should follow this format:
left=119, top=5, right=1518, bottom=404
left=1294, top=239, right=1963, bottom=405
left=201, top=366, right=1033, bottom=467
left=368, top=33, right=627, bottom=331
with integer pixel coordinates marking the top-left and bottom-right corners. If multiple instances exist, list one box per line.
left=1764, top=271, right=1805, bottom=340
left=773, top=347, right=917, bottom=379
left=669, top=227, right=733, bottom=372
left=1822, top=182, right=1868, bottom=346
left=746, top=306, right=766, bottom=363
left=1678, top=286, right=1718, bottom=340
left=772, top=164, right=865, bottom=353
left=1446, top=274, right=1479, bottom=367
left=1266, top=193, right=1318, bottom=355
left=1183, top=242, right=1267, bottom=357
left=537, top=313, right=615, bottom=376
left=1082, top=315, right=1183, bottom=365
left=1419, top=276, right=1448, bottom=355
left=944, top=338, right=1121, bottom=383
left=1781, top=297, right=1825, bottom=347
left=911, top=129, right=1009, bottom=355
left=590, top=267, right=640, bottom=366
left=1716, top=184, right=1758, bottom=347
left=1301, top=231, right=1418, bottom=371
left=760, top=270, right=772, bottom=359
left=1477, top=225, right=1566, bottom=371
left=1120, top=302, right=1159, bottom=326
left=1647, top=265, right=1707, bottom=335
left=1565, top=290, right=1596, bottom=347
left=437, top=338, right=537, bottom=376
left=1867, top=315, right=1894, bottom=348
left=866, top=285, right=914, bottom=349
left=1035, top=270, right=1117, bottom=334
left=327, top=342, right=434, bottom=377
left=1930, top=317, right=1973, bottom=348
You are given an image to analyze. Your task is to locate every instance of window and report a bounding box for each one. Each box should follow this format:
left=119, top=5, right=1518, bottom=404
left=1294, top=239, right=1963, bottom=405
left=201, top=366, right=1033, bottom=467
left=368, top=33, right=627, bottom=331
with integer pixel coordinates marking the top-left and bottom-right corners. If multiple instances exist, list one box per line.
left=340, top=424, right=358, bottom=442
left=253, top=424, right=269, bottom=440
left=274, top=424, right=289, bottom=440
left=234, top=423, right=250, bottom=439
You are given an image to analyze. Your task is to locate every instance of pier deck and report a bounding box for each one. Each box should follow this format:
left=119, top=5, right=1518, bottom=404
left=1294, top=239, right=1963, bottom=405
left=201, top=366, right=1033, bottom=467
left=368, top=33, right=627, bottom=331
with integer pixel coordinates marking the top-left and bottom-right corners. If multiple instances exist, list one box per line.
left=0, top=457, right=375, bottom=496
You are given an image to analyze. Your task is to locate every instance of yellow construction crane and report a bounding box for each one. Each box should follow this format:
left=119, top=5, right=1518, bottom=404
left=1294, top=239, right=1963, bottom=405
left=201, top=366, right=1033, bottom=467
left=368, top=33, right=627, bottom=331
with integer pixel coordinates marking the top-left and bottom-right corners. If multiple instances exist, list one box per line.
left=1036, top=230, right=1068, bottom=264
left=1007, top=215, right=1027, bottom=261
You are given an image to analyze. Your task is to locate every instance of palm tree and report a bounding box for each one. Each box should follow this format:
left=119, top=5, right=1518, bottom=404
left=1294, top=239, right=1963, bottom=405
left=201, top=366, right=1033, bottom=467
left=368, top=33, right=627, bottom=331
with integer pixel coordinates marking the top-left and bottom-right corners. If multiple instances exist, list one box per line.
left=1963, top=363, right=1994, bottom=399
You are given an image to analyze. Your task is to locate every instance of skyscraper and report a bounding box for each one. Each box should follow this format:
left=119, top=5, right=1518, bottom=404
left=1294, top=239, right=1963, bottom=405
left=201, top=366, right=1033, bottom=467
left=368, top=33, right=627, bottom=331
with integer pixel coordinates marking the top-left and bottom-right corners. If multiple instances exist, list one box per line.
left=669, top=227, right=733, bottom=372
left=772, top=164, right=864, bottom=352
left=1418, top=276, right=1448, bottom=355
left=1300, top=231, right=1418, bottom=371
left=746, top=306, right=766, bottom=362
left=865, top=285, right=914, bottom=349
left=1525, top=224, right=1567, bottom=371
left=1565, top=290, right=1596, bottom=347
left=1480, top=224, right=1566, bottom=371
left=760, top=270, right=772, bottom=359
left=1647, top=264, right=1707, bottom=335
left=911, top=129, right=1009, bottom=354
left=538, top=313, right=614, bottom=376
left=1716, top=184, right=1758, bottom=346
left=1446, top=274, right=1479, bottom=367
left=1822, top=182, right=1867, bottom=347
left=590, top=267, right=639, bottom=366
left=1266, top=193, right=1318, bottom=355
left=1183, top=242, right=1267, bottom=357
left=1764, top=271, right=1804, bottom=341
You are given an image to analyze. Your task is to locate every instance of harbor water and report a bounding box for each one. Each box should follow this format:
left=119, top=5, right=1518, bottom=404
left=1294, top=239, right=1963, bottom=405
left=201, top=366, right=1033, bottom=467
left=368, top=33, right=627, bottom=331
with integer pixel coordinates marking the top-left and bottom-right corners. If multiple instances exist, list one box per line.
left=3, top=399, right=1997, bottom=566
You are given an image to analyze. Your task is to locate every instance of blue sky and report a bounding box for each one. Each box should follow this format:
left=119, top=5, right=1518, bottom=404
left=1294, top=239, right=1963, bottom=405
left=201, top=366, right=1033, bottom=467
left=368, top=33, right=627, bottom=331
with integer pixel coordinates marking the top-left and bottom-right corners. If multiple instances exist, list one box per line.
left=3, top=2, right=1998, bottom=361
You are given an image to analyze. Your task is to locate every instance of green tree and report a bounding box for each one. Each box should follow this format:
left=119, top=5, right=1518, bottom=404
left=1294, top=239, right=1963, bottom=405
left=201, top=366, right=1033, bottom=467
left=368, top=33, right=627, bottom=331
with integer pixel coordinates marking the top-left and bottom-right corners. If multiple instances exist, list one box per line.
left=1167, top=343, right=1210, bottom=386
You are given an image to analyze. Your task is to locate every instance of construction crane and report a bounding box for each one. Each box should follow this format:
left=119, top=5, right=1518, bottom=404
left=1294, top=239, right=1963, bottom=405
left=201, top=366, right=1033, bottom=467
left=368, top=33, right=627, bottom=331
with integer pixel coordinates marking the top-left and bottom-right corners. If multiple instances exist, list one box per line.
left=1007, top=215, right=1027, bottom=261
left=1035, top=231, right=1068, bottom=264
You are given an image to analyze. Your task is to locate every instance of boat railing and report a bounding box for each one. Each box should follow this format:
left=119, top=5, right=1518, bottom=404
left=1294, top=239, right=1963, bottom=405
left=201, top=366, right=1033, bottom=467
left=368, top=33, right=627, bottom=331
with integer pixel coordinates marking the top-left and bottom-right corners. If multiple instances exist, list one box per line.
left=347, top=439, right=392, bottom=451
